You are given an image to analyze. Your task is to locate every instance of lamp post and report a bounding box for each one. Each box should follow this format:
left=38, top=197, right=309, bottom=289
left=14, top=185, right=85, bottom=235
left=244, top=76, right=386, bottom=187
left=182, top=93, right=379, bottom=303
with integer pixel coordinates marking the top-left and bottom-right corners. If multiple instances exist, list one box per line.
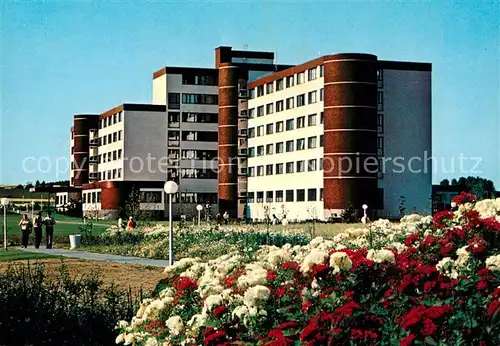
left=2, top=198, right=10, bottom=250
left=31, top=201, right=35, bottom=220
left=361, top=204, right=368, bottom=224
left=196, top=204, right=203, bottom=227
left=164, top=181, right=179, bottom=266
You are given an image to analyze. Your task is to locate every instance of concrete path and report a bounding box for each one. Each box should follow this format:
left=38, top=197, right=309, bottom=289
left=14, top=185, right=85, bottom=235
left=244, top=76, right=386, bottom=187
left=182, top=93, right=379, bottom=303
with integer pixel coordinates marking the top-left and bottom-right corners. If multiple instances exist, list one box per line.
left=18, top=246, right=170, bottom=268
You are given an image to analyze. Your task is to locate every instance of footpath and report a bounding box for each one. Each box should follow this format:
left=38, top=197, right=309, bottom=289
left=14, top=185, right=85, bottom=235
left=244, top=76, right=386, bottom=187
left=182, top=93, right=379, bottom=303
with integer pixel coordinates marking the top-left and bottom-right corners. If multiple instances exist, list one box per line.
left=18, top=247, right=170, bottom=268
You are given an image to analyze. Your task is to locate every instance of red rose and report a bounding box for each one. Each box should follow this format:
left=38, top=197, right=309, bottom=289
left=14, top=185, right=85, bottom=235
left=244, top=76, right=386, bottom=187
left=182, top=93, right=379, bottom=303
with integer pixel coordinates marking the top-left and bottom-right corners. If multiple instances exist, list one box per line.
left=400, top=333, right=416, bottom=346
left=421, top=318, right=437, bottom=336
left=213, top=305, right=227, bottom=318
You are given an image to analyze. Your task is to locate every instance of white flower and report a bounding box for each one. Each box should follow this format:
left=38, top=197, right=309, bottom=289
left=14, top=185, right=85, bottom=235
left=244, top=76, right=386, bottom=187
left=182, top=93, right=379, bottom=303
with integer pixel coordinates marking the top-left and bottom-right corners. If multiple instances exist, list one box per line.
left=486, top=255, right=500, bottom=271
left=243, top=285, right=271, bottom=308
left=165, top=315, right=184, bottom=335
left=300, top=249, right=327, bottom=273
left=145, top=337, right=159, bottom=346
left=232, top=305, right=249, bottom=320
left=329, top=252, right=353, bottom=273
left=367, top=249, right=395, bottom=264
left=203, top=294, right=223, bottom=313
left=115, top=333, right=125, bottom=344
left=436, top=257, right=459, bottom=279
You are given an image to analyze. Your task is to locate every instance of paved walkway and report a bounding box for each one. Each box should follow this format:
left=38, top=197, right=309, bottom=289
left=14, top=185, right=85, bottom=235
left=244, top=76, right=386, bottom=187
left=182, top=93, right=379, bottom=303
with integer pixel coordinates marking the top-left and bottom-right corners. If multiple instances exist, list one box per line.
left=18, top=247, right=170, bottom=268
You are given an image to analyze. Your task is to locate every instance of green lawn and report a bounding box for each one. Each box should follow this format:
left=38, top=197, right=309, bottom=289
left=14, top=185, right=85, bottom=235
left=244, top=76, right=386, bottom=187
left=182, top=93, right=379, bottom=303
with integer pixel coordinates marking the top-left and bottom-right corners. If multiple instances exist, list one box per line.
left=0, top=214, right=110, bottom=237
left=0, top=248, right=59, bottom=262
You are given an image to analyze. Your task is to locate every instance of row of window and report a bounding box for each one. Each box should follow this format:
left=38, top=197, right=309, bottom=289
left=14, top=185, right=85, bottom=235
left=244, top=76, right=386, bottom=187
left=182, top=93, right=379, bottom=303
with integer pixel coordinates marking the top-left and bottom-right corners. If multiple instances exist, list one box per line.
left=98, top=112, right=123, bottom=129
left=182, top=74, right=217, bottom=86
left=82, top=191, right=101, bottom=204
left=167, top=112, right=218, bottom=128
left=167, top=93, right=218, bottom=109
left=248, top=158, right=323, bottom=176
left=248, top=188, right=324, bottom=203
left=98, top=131, right=122, bottom=146
left=251, top=66, right=324, bottom=99
left=180, top=168, right=217, bottom=179
left=248, top=112, right=324, bottom=139
left=167, top=130, right=218, bottom=143
left=95, top=168, right=123, bottom=181
left=248, top=135, right=323, bottom=157
left=249, top=89, right=323, bottom=118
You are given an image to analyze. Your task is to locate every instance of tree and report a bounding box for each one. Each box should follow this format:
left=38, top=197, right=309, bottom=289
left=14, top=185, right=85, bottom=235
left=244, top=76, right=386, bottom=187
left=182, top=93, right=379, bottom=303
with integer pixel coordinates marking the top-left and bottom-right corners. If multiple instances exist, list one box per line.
left=35, top=180, right=41, bottom=188
left=440, top=179, right=450, bottom=186
left=449, top=176, right=496, bottom=199
left=119, top=187, right=155, bottom=222
left=451, top=178, right=458, bottom=185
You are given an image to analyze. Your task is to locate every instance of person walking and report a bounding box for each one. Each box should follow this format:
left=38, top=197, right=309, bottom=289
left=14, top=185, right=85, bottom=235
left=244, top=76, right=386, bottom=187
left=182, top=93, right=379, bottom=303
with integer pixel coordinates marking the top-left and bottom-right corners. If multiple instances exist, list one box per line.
left=127, top=216, right=136, bottom=231
left=33, top=212, right=43, bottom=249
left=43, top=212, right=56, bottom=249
left=18, top=214, right=31, bottom=248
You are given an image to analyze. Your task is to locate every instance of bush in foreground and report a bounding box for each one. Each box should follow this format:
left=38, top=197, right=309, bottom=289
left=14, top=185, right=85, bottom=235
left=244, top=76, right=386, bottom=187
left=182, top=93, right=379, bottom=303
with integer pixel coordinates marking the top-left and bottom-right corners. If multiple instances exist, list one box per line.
left=117, top=194, right=500, bottom=345
left=0, top=262, right=144, bottom=346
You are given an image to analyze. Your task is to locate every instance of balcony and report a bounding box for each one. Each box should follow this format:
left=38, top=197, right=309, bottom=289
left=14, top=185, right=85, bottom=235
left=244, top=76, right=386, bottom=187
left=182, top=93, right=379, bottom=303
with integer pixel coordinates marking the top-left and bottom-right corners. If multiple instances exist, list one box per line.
left=89, top=138, right=99, bottom=146
left=89, top=156, right=98, bottom=164
left=238, top=89, right=249, bottom=99
left=89, top=173, right=98, bottom=180
left=238, top=129, right=248, bottom=137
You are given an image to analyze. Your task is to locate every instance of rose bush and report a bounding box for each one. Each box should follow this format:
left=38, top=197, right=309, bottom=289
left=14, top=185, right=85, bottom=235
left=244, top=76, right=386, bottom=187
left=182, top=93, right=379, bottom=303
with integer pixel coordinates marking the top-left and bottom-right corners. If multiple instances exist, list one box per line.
left=116, top=196, right=500, bottom=345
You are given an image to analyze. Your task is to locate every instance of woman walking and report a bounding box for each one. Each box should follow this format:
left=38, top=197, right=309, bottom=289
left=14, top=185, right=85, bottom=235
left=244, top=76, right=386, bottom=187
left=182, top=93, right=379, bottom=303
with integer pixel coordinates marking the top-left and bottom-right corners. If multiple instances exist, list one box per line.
left=43, top=212, right=56, bottom=249
left=18, top=214, right=31, bottom=248
left=33, top=212, right=43, bottom=248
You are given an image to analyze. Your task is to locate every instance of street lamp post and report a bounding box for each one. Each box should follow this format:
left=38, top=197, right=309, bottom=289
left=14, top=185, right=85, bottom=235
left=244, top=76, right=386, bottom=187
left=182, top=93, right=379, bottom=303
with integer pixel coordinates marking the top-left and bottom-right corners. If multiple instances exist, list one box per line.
left=196, top=204, right=203, bottom=227
left=31, top=201, right=35, bottom=220
left=2, top=198, right=10, bottom=250
left=361, top=204, right=368, bottom=224
left=164, top=181, right=179, bottom=266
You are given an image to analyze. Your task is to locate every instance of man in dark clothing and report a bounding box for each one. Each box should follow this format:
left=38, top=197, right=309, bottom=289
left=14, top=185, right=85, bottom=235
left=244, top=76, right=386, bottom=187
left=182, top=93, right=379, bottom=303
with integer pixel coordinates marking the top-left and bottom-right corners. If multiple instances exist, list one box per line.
left=33, top=212, right=43, bottom=249
left=43, top=212, right=56, bottom=249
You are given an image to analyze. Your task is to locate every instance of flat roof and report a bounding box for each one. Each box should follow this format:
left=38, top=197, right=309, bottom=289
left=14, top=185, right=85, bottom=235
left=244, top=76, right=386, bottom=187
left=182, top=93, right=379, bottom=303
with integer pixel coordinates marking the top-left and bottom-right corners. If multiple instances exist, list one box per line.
left=100, top=103, right=166, bottom=119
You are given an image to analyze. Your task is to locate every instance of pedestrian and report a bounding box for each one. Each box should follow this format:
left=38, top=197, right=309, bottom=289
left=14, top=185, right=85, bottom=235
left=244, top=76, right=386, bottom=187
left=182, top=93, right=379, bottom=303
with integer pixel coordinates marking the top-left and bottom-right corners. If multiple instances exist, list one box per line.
left=223, top=211, right=229, bottom=225
left=33, top=212, right=43, bottom=249
left=127, top=216, right=136, bottom=230
left=43, top=212, right=56, bottom=249
left=18, top=214, right=31, bottom=248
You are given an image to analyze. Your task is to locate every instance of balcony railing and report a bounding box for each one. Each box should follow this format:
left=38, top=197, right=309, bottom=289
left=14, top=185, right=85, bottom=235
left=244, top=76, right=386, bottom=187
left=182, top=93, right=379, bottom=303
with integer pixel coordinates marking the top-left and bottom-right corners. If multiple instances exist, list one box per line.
left=89, top=173, right=98, bottom=180
left=89, top=138, right=98, bottom=146
left=238, top=89, right=249, bottom=99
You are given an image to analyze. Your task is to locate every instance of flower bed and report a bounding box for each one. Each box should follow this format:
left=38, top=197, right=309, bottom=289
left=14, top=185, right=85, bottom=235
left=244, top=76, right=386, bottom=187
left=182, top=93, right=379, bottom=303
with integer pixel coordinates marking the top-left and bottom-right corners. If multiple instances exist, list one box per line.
left=116, top=194, right=500, bottom=345
left=84, top=225, right=310, bottom=261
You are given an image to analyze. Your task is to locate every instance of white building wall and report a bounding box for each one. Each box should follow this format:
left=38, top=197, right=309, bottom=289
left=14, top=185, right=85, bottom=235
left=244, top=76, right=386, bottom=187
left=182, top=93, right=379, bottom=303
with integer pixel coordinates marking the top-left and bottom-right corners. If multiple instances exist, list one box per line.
left=97, top=113, right=125, bottom=181
left=123, top=110, right=168, bottom=181
left=246, top=69, right=325, bottom=221
left=378, top=69, right=432, bottom=217
left=153, top=74, right=167, bottom=105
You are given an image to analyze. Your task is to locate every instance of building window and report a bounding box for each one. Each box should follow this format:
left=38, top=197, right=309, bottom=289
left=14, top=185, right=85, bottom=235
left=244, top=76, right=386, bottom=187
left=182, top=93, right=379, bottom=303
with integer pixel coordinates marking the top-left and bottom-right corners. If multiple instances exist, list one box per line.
left=248, top=192, right=255, bottom=203
left=296, top=160, right=305, bottom=172
left=266, top=123, right=274, bottom=135
left=276, top=163, right=283, bottom=174
left=297, top=94, right=305, bottom=107
left=249, top=167, right=255, bottom=177
left=248, top=147, right=255, bottom=157
left=182, top=93, right=218, bottom=105
left=276, top=190, right=283, bottom=202
left=276, top=142, right=284, bottom=153
left=308, top=68, right=317, bottom=81
left=118, top=130, right=122, bottom=140
left=266, top=164, right=273, bottom=175
left=266, top=83, right=273, bottom=94
left=286, top=76, right=294, bottom=88
left=266, top=103, right=274, bottom=115
left=297, top=72, right=305, bottom=84
left=297, top=116, right=305, bottom=128
left=286, top=97, right=294, bottom=110
left=296, top=138, right=305, bottom=150
left=256, top=191, right=264, bottom=203
left=286, top=119, right=294, bottom=131
left=266, top=144, right=273, bottom=155
left=118, top=112, right=122, bottom=122
left=249, top=89, right=255, bottom=99
left=181, top=131, right=218, bottom=142
left=286, top=162, right=294, bottom=173
left=378, top=113, right=384, bottom=134
left=308, top=188, right=317, bottom=201
left=308, top=136, right=317, bottom=149
left=266, top=191, right=273, bottom=202
left=319, top=158, right=324, bottom=170
left=276, top=100, right=284, bottom=112
left=320, top=135, right=324, bottom=147
left=182, top=112, right=218, bottom=123
left=181, top=149, right=217, bottom=160
left=113, top=150, right=117, bottom=160
left=257, top=125, right=264, bottom=137
left=257, top=85, right=264, bottom=97
left=308, top=91, right=317, bottom=104
left=249, top=108, right=255, bottom=118
left=378, top=136, right=384, bottom=156
left=276, top=78, right=284, bottom=91
left=257, top=106, right=264, bottom=117
left=320, top=188, right=324, bottom=201
left=308, top=114, right=317, bottom=126
left=320, top=88, right=324, bottom=101
left=180, top=168, right=217, bottom=179
left=286, top=140, right=294, bottom=152
left=168, top=93, right=180, bottom=109
left=320, top=65, right=324, bottom=77
left=297, top=189, right=305, bottom=201
left=248, top=127, right=255, bottom=138
left=286, top=190, right=294, bottom=202
left=113, top=114, right=117, bottom=124
left=257, top=145, right=264, bottom=156
left=276, top=121, right=284, bottom=132
left=320, top=112, right=324, bottom=124
left=377, top=91, right=383, bottom=111
left=308, top=159, right=317, bottom=171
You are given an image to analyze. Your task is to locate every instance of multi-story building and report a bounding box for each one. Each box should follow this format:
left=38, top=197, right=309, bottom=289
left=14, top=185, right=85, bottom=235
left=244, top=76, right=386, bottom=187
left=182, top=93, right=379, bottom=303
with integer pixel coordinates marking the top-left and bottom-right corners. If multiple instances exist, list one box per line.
left=61, top=47, right=431, bottom=221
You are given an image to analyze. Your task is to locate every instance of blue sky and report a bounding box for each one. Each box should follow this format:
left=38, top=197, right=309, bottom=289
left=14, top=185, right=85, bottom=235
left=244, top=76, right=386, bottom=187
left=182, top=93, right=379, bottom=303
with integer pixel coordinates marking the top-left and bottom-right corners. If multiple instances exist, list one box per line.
left=1, top=1, right=499, bottom=186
